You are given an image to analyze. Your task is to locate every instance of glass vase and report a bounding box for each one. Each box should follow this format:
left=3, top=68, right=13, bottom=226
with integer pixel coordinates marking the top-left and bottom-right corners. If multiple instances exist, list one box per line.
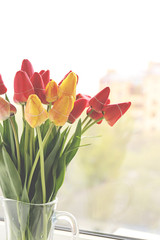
left=1, top=197, right=78, bottom=240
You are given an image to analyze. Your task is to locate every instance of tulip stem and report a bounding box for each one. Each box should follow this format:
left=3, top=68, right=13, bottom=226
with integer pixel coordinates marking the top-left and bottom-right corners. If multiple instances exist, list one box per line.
left=29, top=127, right=34, bottom=166
left=24, top=122, right=29, bottom=168
left=47, top=103, right=52, bottom=112
left=82, top=109, right=94, bottom=126
left=37, top=126, right=46, bottom=203
left=27, top=123, right=54, bottom=194
left=21, top=104, right=25, bottom=130
left=82, top=117, right=104, bottom=134
left=9, top=117, right=21, bottom=175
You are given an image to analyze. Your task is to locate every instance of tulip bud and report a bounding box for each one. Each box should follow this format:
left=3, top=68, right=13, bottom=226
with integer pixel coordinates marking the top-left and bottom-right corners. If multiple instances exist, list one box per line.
left=89, top=87, right=110, bottom=113
left=45, top=80, right=58, bottom=103
left=21, top=59, right=34, bottom=78
left=49, top=96, right=74, bottom=126
left=0, top=97, right=16, bottom=121
left=30, top=72, right=46, bottom=104
left=58, top=72, right=77, bottom=100
left=25, top=94, right=48, bottom=128
left=68, top=98, right=88, bottom=124
left=102, top=102, right=131, bottom=126
left=0, top=74, right=7, bottom=95
left=87, top=107, right=103, bottom=124
left=13, top=70, right=34, bottom=103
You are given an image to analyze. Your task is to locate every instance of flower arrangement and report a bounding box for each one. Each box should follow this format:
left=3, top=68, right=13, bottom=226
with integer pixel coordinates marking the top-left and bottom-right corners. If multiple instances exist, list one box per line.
left=0, top=59, right=131, bottom=204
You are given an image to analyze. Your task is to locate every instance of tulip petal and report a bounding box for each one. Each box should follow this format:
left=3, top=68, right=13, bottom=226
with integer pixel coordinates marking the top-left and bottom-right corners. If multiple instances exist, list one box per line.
left=58, top=70, right=72, bottom=86
left=0, top=74, right=7, bottom=95
left=102, top=102, right=131, bottom=126
left=25, top=94, right=48, bottom=128
left=45, top=80, right=58, bottom=103
left=30, top=72, right=46, bottom=104
left=39, top=70, right=45, bottom=75
left=68, top=98, right=88, bottom=124
left=89, top=87, right=110, bottom=113
left=49, top=96, right=74, bottom=126
left=58, top=72, right=77, bottom=100
left=76, top=93, right=91, bottom=107
left=21, top=59, right=34, bottom=78
left=41, top=70, right=50, bottom=88
left=13, top=70, right=34, bottom=103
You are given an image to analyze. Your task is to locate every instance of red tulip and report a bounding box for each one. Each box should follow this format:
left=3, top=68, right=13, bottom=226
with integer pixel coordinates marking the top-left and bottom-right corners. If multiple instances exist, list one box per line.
left=76, top=93, right=91, bottom=107
left=89, top=87, right=110, bottom=113
left=21, top=59, right=34, bottom=78
left=0, top=74, right=7, bottom=95
left=87, top=107, right=103, bottom=124
left=30, top=72, right=46, bottom=104
left=68, top=98, right=88, bottom=124
left=102, top=102, right=131, bottom=126
left=41, top=70, right=50, bottom=88
left=13, top=70, right=34, bottom=103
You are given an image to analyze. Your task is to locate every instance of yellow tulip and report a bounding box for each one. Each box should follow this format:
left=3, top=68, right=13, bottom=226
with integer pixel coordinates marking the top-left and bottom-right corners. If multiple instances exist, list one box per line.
left=45, top=80, right=58, bottom=103
left=25, top=94, right=48, bottom=128
left=58, top=72, right=77, bottom=100
left=49, top=96, right=74, bottom=126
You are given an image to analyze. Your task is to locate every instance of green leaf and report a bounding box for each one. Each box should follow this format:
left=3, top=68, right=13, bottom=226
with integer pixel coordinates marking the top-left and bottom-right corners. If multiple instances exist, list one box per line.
left=0, top=123, right=2, bottom=144
left=20, top=126, right=25, bottom=158
left=21, top=182, right=30, bottom=203
left=2, top=145, right=22, bottom=198
left=59, top=126, right=70, bottom=157
left=40, top=119, right=50, bottom=139
left=53, top=155, right=66, bottom=199
left=65, top=119, right=82, bottom=166
left=3, top=118, right=17, bottom=166
left=0, top=144, right=17, bottom=199
left=0, top=122, right=3, bottom=135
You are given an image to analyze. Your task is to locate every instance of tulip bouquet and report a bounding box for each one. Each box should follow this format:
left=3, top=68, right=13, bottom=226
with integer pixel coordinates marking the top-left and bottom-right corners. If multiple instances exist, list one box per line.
left=0, top=59, right=131, bottom=205
left=0, top=59, right=131, bottom=240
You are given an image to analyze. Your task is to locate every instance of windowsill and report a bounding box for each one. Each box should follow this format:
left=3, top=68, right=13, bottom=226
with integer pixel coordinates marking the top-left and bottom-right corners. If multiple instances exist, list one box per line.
left=0, top=221, right=113, bottom=240
left=1, top=221, right=160, bottom=240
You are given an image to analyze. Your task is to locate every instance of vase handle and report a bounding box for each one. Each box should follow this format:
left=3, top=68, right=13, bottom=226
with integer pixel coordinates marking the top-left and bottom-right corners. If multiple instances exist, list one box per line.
left=54, top=211, right=79, bottom=239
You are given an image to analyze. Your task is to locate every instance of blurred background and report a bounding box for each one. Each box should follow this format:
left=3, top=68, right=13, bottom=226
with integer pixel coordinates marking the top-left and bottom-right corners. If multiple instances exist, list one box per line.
left=1, top=0, right=160, bottom=239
